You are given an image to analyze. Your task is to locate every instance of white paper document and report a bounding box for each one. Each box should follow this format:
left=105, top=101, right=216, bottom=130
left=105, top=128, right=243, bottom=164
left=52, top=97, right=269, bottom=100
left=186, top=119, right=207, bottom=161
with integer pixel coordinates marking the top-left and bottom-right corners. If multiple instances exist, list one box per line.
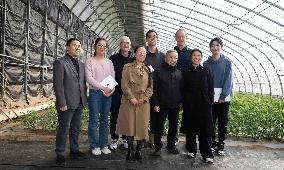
left=214, top=88, right=230, bottom=102
left=148, top=65, right=155, bottom=72
left=100, top=75, right=118, bottom=90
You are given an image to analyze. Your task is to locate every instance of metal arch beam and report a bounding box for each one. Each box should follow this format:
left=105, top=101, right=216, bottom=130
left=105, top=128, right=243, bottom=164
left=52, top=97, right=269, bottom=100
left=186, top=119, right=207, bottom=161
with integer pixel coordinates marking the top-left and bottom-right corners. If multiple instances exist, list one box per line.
left=88, top=2, right=144, bottom=48
left=70, top=0, right=80, bottom=11
left=180, top=0, right=283, bottom=42
left=77, top=0, right=96, bottom=19
left=84, top=0, right=113, bottom=23
left=151, top=0, right=283, bottom=95
left=141, top=5, right=279, bottom=96
left=143, top=26, right=244, bottom=92
left=142, top=17, right=261, bottom=93
left=142, top=23, right=246, bottom=92
left=224, top=0, right=284, bottom=28
left=118, top=10, right=259, bottom=93
left=92, top=7, right=144, bottom=47
left=262, top=0, right=284, bottom=12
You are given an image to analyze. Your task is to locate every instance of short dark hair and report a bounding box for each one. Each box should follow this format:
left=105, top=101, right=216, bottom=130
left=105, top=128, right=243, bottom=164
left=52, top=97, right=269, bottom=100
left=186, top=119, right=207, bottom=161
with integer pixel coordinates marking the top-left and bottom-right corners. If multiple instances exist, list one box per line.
left=66, top=37, right=81, bottom=46
left=189, top=48, right=203, bottom=58
left=209, top=37, right=223, bottom=47
left=146, top=29, right=158, bottom=39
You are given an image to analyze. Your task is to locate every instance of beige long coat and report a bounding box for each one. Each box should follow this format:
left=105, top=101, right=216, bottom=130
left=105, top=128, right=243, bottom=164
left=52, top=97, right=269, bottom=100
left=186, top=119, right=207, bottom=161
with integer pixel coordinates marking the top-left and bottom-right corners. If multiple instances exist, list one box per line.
left=116, top=62, right=153, bottom=140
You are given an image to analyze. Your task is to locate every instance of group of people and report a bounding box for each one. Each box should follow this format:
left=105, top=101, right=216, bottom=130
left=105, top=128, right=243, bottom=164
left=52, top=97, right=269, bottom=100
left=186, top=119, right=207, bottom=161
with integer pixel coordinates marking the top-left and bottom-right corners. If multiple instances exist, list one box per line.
left=52, top=28, right=233, bottom=165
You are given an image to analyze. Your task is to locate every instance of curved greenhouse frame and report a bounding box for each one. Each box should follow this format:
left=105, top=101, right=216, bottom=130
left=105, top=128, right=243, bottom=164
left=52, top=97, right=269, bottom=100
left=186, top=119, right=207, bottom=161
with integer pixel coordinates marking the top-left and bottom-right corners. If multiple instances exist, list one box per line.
left=0, top=0, right=284, bottom=120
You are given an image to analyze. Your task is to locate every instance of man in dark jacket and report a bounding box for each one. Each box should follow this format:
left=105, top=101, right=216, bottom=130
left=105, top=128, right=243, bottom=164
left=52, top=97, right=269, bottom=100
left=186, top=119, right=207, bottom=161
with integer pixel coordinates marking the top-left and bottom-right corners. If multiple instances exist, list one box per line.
left=109, top=36, right=133, bottom=150
left=53, top=38, right=87, bottom=164
left=174, top=29, right=192, bottom=72
left=151, top=50, right=182, bottom=155
left=144, top=29, right=165, bottom=148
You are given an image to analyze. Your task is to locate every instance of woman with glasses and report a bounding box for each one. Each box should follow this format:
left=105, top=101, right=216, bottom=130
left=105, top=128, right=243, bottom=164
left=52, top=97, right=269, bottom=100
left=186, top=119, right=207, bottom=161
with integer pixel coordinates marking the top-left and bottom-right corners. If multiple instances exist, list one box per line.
left=85, top=37, right=115, bottom=156
left=116, top=45, right=153, bottom=162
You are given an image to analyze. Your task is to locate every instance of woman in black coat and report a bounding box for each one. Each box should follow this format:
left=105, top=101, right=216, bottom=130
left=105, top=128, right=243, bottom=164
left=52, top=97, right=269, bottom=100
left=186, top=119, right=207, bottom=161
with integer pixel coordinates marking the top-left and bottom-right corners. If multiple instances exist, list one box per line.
left=180, top=48, right=214, bottom=163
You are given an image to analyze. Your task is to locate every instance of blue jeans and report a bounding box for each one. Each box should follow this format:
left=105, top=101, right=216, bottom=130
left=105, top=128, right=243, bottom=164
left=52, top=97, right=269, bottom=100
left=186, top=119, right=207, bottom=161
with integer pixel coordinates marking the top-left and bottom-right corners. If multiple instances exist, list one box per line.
left=55, top=105, right=83, bottom=155
left=88, top=89, right=112, bottom=149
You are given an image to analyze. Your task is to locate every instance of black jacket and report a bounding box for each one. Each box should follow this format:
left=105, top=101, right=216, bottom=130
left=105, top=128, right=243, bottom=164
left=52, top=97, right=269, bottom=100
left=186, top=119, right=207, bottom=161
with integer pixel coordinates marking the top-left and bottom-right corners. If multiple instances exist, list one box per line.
left=152, top=61, right=182, bottom=109
left=180, top=65, right=214, bottom=136
left=145, top=47, right=165, bottom=72
left=109, top=50, right=132, bottom=92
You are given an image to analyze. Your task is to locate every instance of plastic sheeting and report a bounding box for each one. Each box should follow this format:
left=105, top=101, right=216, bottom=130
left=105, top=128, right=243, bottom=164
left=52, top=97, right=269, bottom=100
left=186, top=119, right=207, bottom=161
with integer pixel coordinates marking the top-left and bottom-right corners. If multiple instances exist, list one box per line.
left=1, top=0, right=96, bottom=108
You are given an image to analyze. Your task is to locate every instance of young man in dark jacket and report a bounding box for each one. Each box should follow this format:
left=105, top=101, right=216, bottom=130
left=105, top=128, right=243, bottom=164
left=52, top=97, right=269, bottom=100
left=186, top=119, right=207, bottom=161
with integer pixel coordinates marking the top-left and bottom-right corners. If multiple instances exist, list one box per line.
left=151, top=50, right=182, bottom=155
left=144, top=29, right=165, bottom=148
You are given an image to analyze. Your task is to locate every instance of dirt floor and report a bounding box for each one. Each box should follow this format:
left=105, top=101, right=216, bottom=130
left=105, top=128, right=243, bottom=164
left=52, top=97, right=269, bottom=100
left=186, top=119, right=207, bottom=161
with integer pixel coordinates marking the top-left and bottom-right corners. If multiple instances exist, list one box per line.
left=0, top=122, right=284, bottom=170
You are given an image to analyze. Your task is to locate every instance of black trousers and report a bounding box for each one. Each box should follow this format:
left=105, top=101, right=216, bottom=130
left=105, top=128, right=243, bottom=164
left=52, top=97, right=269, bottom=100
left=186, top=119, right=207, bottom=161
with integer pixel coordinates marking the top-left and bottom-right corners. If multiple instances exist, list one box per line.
left=186, top=134, right=213, bottom=158
left=154, top=107, right=179, bottom=149
left=150, top=105, right=158, bottom=134
left=110, top=90, right=126, bottom=140
left=212, top=102, right=230, bottom=143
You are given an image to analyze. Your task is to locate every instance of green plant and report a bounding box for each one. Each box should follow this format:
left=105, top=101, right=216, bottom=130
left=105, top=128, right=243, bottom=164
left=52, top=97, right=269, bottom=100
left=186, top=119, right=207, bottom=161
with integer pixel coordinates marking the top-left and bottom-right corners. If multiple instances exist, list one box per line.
left=18, top=92, right=284, bottom=141
left=228, top=92, right=284, bottom=141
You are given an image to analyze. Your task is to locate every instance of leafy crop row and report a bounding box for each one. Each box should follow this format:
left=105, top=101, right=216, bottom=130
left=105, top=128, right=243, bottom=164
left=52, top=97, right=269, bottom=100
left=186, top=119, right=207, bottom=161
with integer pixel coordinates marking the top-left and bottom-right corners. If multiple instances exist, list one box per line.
left=18, top=92, right=284, bottom=141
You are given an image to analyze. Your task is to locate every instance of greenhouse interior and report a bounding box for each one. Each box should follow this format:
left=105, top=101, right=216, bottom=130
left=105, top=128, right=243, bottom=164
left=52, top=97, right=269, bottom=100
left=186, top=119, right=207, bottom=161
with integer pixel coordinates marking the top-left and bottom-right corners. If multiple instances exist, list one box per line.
left=0, top=0, right=284, bottom=169
left=0, top=0, right=283, bottom=127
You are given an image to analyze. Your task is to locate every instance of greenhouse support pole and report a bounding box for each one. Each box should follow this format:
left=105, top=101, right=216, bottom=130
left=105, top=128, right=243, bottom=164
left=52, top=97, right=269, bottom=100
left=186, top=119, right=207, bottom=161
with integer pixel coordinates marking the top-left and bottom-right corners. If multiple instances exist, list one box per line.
left=41, top=1, right=48, bottom=92
left=0, top=0, right=7, bottom=98
left=54, top=3, right=61, bottom=59
left=24, top=0, right=31, bottom=102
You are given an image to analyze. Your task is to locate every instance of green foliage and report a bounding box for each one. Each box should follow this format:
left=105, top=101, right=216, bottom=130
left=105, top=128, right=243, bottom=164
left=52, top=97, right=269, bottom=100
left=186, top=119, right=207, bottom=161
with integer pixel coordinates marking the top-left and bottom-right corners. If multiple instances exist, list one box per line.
left=229, top=92, right=284, bottom=141
left=20, top=105, right=89, bottom=131
left=18, top=92, right=284, bottom=141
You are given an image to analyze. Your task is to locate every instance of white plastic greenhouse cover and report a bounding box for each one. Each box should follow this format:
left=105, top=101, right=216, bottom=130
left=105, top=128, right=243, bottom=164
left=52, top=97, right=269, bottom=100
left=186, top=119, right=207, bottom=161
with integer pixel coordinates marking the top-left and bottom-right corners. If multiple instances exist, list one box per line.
left=142, top=0, right=284, bottom=96
left=61, top=0, right=284, bottom=96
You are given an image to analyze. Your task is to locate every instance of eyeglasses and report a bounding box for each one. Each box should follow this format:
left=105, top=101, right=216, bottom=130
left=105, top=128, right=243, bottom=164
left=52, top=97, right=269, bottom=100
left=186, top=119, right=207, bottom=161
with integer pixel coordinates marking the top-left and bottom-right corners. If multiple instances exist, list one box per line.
left=97, top=44, right=107, bottom=48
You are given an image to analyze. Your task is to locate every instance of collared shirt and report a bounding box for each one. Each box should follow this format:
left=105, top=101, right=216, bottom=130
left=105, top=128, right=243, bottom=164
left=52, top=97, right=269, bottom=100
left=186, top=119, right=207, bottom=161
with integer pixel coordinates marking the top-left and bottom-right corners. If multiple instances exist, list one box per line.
left=174, top=46, right=192, bottom=72
left=145, top=46, right=165, bottom=72
left=68, top=53, right=79, bottom=74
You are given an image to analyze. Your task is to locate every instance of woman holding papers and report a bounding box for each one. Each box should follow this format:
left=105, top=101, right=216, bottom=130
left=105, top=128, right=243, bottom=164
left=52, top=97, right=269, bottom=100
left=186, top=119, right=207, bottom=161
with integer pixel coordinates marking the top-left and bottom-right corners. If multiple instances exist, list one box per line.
left=85, top=37, right=115, bottom=156
left=180, top=49, right=214, bottom=164
left=116, top=45, right=153, bottom=162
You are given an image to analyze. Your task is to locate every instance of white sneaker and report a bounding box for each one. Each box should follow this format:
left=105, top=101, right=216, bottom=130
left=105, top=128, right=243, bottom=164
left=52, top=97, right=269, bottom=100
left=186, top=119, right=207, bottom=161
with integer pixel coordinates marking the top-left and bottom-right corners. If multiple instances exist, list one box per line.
left=205, top=157, right=214, bottom=164
left=91, top=148, right=101, bottom=155
left=101, top=147, right=111, bottom=154
left=188, top=153, right=195, bottom=158
left=109, top=139, right=118, bottom=150
left=122, top=139, right=128, bottom=149
left=217, top=150, right=225, bottom=156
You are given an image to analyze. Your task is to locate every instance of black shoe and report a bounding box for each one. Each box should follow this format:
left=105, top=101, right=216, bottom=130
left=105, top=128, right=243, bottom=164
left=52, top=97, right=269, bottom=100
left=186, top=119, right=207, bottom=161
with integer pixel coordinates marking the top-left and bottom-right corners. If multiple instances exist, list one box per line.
left=70, top=150, right=86, bottom=159
left=151, top=148, right=161, bottom=156
left=126, top=151, right=135, bottom=162
left=166, top=146, right=179, bottom=154
left=56, top=154, right=65, bottom=164
left=217, top=142, right=225, bottom=156
left=211, top=141, right=218, bottom=152
left=135, top=151, right=142, bottom=162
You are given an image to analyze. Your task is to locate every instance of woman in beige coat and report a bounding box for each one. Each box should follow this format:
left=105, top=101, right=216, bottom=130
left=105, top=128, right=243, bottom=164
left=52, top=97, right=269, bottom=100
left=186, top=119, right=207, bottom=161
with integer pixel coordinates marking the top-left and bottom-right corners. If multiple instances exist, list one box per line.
left=116, top=45, right=153, bottom=162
